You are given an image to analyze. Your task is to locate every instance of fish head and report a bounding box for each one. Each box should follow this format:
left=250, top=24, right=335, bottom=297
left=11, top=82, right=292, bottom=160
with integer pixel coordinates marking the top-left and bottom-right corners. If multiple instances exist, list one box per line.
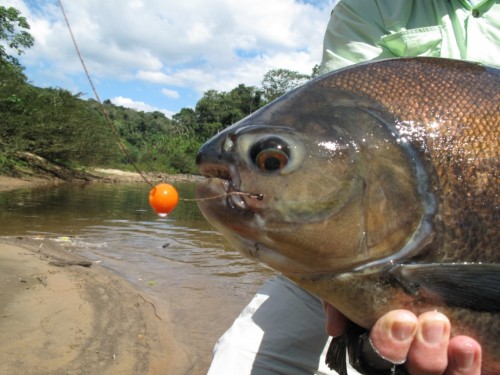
left=196, top=82, right=425, bottom=276
left=195, top=58, right=500, bottom=373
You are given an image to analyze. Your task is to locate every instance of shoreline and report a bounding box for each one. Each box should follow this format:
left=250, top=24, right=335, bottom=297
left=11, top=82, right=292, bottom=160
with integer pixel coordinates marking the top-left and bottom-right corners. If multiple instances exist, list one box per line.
left=0, top=168, right=203, bottom=192
left=0, top=169, right=229, bottom=375
left=0, top=172, right=208, bottom=374
left=0, top=175, right=63, bottom=192
left=0, top=236, right=193, bottom=374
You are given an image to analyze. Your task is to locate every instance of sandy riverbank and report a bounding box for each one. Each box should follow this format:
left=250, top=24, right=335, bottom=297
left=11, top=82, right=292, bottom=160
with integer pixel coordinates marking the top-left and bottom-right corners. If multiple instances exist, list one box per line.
left=0, top=175, right=62, bottom=192
left=0, top=237, right=193, bottom=375
left=0, top=168, right=202, bottom=193
left=0, top=171, right=229, bottom=374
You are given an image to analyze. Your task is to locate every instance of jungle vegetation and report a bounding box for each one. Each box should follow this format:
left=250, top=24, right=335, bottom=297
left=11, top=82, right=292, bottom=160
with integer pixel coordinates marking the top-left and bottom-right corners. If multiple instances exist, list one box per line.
left=0, top=5, right=317, bottom=176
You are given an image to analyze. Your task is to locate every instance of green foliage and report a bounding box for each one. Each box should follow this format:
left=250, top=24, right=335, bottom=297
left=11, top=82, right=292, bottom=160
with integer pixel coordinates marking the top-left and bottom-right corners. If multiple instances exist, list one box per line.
left=311, top=64, right=321, bottom=79
left=146, top=134, right=201, bottom=174
left=0, top=6, right=34, bottom=69
left=193, top=84, right=263, bottom=140
left=96, top=101, right=201, bottom=173
left=0, top=70, right=120, bottom=168
left=172, top=108, right=196, bottom=136
left=0, top=10, right=318, bottom=176
left=261, top=68, right=311, bottom=102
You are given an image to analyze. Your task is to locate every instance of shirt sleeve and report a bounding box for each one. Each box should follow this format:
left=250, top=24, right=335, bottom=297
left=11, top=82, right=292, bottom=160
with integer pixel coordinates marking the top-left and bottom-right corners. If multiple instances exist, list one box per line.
left=320, top=0, right=389, bottom=73
left=320, top=0, right=427, bottom=73
left=207, top=276, right=345, bottom=375
left=320, top=0, right=500, bottom=73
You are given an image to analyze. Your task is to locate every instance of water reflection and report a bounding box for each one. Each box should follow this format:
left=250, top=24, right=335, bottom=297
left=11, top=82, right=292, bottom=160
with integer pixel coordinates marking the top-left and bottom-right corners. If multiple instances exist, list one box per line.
left=0, top=181, right=274, bottom=371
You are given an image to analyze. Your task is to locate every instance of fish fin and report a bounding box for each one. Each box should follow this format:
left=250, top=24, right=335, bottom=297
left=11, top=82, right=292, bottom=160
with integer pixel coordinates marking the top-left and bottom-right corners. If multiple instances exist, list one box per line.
left=328, top=323, right=409, bottom=375
left=325, top=334, right=348, bottom=375
left=388, top=263, right=500, bottom=312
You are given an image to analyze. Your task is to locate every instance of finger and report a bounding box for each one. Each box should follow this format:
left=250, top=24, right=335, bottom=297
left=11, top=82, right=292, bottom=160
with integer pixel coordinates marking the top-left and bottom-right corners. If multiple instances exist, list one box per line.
left=445, top=335, right=481, bottom=375
left=369, top=309, right=418, bottom=364
left=323, top=302, right=349, bottom=337
left=406, top=311, right=450, bottom=375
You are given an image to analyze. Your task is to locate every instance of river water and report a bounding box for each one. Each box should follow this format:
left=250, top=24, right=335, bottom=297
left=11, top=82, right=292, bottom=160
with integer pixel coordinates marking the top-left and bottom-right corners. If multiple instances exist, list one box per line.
left=0, top=181, right=274, bottom=372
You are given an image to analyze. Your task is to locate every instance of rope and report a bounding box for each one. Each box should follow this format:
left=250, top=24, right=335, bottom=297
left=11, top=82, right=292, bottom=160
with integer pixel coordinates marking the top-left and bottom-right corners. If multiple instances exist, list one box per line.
left=58, top=1, right=265, bottom=203
left=58, top=0, right=153, bottom=187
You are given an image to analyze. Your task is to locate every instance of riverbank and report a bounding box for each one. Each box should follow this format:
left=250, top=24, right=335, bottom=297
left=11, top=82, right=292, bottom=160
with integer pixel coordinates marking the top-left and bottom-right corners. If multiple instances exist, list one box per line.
left=0, top=168, right=202, bottom=192
left=0, top=175, right=62, bottom=192
left=0, top=170, right=250, bottom=375
left=0, top=236, right=193, bottom=375
left=0, top=172, right=208, bottom=374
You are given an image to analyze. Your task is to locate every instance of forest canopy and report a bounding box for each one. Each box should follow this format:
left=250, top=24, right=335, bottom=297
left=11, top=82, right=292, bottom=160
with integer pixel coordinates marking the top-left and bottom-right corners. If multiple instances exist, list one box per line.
left=0, top=5, right=318, bottom=176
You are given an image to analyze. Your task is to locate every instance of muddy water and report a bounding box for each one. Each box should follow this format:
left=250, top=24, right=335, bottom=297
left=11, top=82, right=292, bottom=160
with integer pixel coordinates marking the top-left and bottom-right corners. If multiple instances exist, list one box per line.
left=0, top=182, right=274, bottom=372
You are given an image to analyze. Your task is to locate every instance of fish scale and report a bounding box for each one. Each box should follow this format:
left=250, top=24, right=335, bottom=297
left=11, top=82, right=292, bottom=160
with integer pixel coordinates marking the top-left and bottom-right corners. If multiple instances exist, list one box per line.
left=196, top=58, right=499, bottom=374
left=318, top=59, right=499, bottom=264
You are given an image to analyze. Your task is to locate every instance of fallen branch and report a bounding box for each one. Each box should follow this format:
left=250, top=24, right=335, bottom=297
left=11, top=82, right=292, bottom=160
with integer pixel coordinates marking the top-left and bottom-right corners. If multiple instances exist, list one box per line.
left=49, top=260, right=93, bottom=268
left=138, top=293, right=163, bottom=321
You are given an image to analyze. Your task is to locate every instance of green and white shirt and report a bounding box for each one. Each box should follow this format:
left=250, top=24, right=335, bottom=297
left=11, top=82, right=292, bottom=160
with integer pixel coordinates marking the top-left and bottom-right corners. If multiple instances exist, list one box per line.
left=320, top=0, right=500, bottom=73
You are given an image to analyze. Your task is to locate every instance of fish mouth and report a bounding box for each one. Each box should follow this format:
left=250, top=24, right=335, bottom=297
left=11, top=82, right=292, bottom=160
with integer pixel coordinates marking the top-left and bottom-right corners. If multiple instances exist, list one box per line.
left=224, top=178, right=250, bottom=211
left=197, top=162, right=262, bottom=213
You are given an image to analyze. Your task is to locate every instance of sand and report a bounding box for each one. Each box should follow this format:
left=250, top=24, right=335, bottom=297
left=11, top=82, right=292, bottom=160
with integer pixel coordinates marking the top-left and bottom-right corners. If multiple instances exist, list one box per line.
left=0, top=169, right=200, bottom=193
left=0, top=237, right=192, bottom=375
left=0, top=172, right=217, bottom=374
left=0, top=175, right=62, bottom=192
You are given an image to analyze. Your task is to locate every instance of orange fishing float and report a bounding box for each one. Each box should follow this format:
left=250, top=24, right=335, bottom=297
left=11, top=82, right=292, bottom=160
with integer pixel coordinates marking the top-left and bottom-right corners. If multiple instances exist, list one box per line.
left=59, top=2, right=182, bottom=217
left=149, top=183, right=179, bottom=217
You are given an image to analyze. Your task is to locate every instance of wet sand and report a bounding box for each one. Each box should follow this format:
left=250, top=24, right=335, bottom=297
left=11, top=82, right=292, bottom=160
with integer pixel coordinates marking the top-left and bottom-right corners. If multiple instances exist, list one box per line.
left=0, top=237, right=192, bottom=374
left=0, top=172, right=261, bottom=374
left=0, top=168, right=201, bottom=193
left=0, top=175, right=63, bottom=192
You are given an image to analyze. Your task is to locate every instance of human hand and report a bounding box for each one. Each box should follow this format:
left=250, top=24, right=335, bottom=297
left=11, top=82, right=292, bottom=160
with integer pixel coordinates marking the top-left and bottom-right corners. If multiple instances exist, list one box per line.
left=324, top=304, right=482, bottom=375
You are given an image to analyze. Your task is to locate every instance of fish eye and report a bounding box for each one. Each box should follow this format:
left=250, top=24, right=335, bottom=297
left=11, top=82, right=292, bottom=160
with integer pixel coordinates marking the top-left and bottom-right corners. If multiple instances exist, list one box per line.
left=249, top=137, right=290, bottom=173
left=236, top=128, right=306, bottom=175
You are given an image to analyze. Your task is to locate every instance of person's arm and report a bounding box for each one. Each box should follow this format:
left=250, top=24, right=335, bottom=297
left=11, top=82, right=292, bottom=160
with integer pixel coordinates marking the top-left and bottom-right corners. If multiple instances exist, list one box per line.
left=324, top=304, right=482, bottom=375
left=320, top=0, right=396, bottom=73
left=320, top=0, right=453, bottom=73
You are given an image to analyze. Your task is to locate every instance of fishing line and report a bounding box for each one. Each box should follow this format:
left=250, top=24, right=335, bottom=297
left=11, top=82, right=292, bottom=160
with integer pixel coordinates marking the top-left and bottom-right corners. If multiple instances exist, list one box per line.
left=181, top=191, right=264, bottom=202
left=58, top=0, right=153, bottom=188
left=58, top=0, right=263, bottom=204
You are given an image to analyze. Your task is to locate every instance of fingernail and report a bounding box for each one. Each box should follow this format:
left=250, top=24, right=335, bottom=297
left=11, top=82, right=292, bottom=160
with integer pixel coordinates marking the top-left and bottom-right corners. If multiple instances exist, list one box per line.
left=422, top=320, right=445, bottom=344
left=392, top=321, right=415, bottom=341
left=454, top=350, right=474, bottom=370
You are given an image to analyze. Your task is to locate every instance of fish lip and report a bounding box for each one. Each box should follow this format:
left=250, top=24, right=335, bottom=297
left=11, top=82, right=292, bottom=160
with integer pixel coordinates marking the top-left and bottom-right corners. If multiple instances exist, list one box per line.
left=198, top=162, right=233, bottom=181
left=198, top=162, right=251, bottom=212
left=224, top=179, right=251, bottom=212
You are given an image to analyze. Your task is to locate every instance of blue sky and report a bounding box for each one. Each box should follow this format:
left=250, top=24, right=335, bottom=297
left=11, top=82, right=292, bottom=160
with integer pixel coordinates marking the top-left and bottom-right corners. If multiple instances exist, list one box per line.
left=5, top=0, right=338, bottom=117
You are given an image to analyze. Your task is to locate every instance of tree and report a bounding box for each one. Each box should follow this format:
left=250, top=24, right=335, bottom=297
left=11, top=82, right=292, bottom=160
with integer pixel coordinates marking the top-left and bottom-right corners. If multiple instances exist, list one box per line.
left=15, top=88, right=119, bottom=165
left=0, top=59, right=28, bottom=115
left=193, top=84, right=264, bottom=140
left=261, top=68, right=310, bottom=102
left=0, top=6, right=35, bottom=69
left=228, top=84, right=263, bottom=117
left=311, top=64, right=321, bottom=79
left=172, top=108, right=197, bottom=136
left=194, top=89, right=230, bottom=139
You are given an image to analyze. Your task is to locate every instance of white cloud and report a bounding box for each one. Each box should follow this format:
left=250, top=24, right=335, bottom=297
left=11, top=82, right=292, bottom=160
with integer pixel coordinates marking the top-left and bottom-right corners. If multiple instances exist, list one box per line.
left=111, top=96, right=174, bottom=118
left=161, top=88, right=180, bottom=99
left=18, top=0, right=332, bottom=69
left=136, top=71, right=175, bottom=85
left=7, top=0, right=338, bottom=112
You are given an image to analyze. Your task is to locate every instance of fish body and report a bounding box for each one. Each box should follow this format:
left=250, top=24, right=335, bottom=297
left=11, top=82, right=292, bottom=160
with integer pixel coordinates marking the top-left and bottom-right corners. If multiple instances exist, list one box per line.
left=195, top=58, right=500, bottom=373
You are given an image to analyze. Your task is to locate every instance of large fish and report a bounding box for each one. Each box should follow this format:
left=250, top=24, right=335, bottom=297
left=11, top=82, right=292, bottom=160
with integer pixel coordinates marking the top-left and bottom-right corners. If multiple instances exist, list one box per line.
left=195, top=58, right=499, bottom=374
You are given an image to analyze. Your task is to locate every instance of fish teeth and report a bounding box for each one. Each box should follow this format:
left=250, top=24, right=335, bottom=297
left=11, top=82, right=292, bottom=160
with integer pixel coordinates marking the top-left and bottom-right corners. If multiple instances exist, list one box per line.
left=228, top=193, right=248, bottom=211
left=223, top=180, right=249, bottom=211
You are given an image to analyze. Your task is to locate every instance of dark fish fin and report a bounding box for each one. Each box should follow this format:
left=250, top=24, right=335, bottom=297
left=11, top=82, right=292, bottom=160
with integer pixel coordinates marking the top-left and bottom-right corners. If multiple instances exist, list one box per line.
left=388, top=263, right=500, bottom=312
left=327, top=323, right=409, bottom=374
left=325, top=333, right=348, bottom=375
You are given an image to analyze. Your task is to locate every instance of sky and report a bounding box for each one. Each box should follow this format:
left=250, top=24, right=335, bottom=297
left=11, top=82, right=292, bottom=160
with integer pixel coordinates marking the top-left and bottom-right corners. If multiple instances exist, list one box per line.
left=4, top=0, right=338, bottom=118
